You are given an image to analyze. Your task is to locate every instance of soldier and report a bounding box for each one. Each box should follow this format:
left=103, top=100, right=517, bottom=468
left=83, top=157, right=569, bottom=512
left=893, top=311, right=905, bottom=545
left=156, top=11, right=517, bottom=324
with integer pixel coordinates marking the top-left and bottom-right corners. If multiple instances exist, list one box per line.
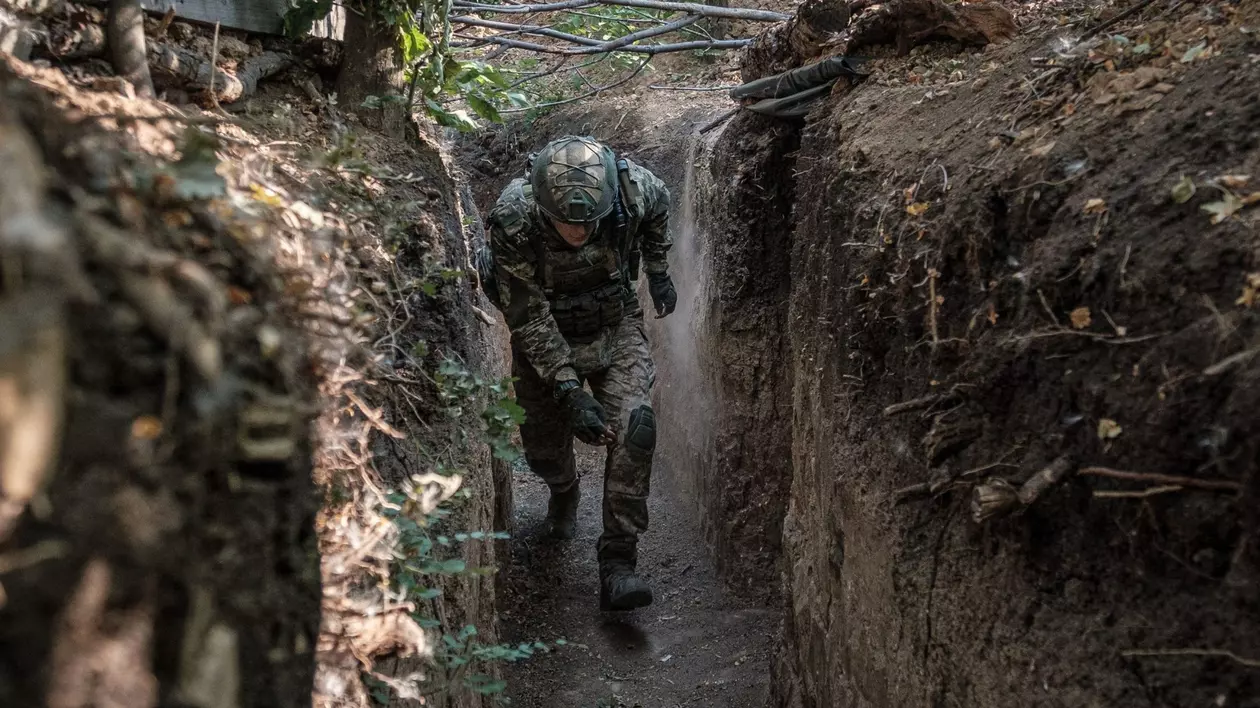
left=477, top=135, right=676, bottom=611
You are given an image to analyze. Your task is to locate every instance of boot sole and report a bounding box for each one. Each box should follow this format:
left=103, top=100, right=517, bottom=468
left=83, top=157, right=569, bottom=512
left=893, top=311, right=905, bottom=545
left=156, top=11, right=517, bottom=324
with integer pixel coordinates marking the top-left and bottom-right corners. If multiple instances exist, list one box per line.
left=600, top=587, right=653, bottom=612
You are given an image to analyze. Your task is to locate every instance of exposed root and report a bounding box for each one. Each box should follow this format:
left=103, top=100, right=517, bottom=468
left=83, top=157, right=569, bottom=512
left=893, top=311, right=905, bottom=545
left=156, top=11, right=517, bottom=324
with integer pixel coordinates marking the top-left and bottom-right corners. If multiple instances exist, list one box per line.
left=1121, top=648, right=1260, bottom=669
left=1079, top=466, right=1242, bottom=494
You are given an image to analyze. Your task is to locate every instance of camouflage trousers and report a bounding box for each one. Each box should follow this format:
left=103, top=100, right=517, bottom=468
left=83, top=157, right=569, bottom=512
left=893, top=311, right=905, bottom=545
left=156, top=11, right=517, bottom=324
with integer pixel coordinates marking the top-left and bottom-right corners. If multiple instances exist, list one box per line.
left=513, top=314, right=656, bottom=572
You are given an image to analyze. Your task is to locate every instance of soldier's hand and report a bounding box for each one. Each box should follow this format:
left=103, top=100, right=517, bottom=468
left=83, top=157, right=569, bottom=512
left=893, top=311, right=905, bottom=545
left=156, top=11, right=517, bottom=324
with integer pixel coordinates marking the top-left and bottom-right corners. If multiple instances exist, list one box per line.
left=648, top=272, right=677, bottom=319
left=561, top=388, right=616, bottom=446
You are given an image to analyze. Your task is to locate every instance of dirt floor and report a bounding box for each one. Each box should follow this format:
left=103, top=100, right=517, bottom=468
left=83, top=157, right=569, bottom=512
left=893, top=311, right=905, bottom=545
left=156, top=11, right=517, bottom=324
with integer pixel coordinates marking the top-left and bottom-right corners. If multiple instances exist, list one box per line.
left=498, top=447, right=776, bottom=708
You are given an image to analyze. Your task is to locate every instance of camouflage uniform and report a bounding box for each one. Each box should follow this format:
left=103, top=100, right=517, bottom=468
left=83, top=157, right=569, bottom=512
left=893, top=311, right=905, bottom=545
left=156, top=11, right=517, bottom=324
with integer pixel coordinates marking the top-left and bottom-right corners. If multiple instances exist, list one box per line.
left=484, top=139, right=672, bottom=576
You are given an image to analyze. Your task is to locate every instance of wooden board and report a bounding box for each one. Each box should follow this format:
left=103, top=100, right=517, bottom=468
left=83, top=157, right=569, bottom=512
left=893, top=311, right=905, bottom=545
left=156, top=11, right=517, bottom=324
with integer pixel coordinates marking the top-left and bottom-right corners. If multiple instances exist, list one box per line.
left=138, top=0, right=289, bottom=35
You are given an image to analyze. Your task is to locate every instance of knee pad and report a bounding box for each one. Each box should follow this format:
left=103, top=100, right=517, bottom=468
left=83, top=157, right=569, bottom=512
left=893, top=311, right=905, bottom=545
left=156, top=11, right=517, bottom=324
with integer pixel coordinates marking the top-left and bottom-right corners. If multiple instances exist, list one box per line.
left=625, top=405, right=656, bottom=460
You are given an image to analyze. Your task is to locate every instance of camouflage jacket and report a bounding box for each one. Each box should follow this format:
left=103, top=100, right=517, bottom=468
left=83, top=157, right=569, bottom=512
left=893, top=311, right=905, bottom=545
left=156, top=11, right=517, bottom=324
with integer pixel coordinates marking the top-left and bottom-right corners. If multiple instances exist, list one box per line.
left=486, top=157, right=671, bottom=385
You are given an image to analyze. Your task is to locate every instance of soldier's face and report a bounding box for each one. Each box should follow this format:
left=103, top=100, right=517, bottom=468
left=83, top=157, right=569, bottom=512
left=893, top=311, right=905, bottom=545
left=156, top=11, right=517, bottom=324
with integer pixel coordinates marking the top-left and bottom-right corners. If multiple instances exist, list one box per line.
left=550, top=217, right=595, bottom=247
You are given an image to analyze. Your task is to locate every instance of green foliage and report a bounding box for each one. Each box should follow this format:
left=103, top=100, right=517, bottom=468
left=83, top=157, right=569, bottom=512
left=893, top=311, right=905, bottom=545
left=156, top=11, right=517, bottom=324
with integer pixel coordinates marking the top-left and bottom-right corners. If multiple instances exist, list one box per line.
left=284, top=0, right=529, bottom=130
left=434, top=357, right=525, bottom=461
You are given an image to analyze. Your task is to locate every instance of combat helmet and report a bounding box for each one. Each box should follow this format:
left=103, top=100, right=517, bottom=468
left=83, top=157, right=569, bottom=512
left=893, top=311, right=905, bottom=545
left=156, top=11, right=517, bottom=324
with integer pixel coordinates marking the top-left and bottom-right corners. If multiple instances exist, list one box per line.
left=530, top=136, right=618, bottom=224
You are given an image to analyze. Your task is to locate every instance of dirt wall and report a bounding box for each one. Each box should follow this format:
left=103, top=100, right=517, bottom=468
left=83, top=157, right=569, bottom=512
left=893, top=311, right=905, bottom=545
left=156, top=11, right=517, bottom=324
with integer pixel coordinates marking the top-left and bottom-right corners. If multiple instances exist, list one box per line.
left=685, top=8, right=1260, bottom=708
left=652, top=116, right=799, bottom=602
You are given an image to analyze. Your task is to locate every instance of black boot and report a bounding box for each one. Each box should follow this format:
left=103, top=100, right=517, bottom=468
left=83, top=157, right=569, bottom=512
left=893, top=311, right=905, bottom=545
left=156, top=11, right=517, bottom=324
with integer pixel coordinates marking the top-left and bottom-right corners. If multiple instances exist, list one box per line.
left=599, top=566, right=653, bottom=611
left=545, top=483, right=580, bottom=540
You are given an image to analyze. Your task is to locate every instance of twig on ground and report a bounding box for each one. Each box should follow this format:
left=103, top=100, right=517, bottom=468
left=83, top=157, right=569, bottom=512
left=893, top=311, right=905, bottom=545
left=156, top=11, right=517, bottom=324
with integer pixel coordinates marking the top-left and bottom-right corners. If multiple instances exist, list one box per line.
left=1080, top=466, right=1242, bottom=494
left=649, top=84, right=736, bottom=91
left=1081, top=0, right=1161, bottom=39
left=1036, top=288, right=1061, bottom=327
left=883, top=394, right=941, bottom=416
left=1203, top=346, right=1260, bottom=376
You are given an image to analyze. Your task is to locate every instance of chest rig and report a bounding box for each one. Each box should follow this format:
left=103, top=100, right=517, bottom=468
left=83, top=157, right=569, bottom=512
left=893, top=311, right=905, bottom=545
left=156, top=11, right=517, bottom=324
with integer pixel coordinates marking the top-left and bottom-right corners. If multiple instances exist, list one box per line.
left=524, top=157, right=644, bottom=341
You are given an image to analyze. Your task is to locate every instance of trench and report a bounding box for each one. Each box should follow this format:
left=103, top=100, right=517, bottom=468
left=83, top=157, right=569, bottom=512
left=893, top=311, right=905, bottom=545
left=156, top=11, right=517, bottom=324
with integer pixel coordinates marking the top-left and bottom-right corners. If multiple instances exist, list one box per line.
left=487, top=128, right=792, bottom=707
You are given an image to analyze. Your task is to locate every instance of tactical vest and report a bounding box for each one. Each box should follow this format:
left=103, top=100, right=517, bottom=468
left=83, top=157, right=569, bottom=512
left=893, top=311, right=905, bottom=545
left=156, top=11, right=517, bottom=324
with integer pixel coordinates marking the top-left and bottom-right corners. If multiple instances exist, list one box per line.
left=480, top=158, right=647, bottom=341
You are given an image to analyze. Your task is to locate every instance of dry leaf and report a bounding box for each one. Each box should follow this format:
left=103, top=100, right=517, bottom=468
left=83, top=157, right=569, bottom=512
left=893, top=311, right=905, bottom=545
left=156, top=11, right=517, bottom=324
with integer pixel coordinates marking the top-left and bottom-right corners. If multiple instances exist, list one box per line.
left=1218, top=175, right=1251, bottom=190
left=1170, top=175, right=1196, bottom=204
left=1202, top=191, right=1244, bottom=224
left=131, top=415, right=163, bottom=441
left=1097, top=418, right=1122, bottom=440
left=1083, top=198, right=1107, bottom=214
left=1069, top=306, right=1092, bottom=329
left=906, top=202, right=930, bottom=216
left=1237, top=272, right=1260, bottom=308
left=987, top=303, right=999, bottom=325
left=249, top=183, right=284, bottom=207
left=227, top=286, right=252, bottom=305
left=903, top=186, right=918, bottom=204
left=1243, top=192, right=1260, bottom=206
left=1029, top=141, right=1056, bottom=157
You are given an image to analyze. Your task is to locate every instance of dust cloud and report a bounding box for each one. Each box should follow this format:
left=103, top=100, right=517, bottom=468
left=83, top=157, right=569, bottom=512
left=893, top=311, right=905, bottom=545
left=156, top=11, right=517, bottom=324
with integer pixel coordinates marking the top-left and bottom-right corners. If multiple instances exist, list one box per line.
left=649, top=134, right=717, bottom=506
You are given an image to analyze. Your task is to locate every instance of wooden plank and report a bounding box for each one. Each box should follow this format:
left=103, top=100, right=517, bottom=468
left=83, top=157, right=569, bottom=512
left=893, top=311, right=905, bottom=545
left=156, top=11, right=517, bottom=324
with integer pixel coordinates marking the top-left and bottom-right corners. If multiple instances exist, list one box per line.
left=138, top=0, right=289, bottom=35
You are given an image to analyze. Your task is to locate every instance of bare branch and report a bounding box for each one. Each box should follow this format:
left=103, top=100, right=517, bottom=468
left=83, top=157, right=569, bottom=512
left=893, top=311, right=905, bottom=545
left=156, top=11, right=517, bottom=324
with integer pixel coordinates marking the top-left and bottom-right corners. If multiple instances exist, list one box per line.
left=649, top=83, right=736, bottom=91
left=501, top=54, right=651, bottom=113
left=452, top=32, right=748, bottom=53
left=451, top=15, right=606, bottom=46
left=452, top=0, right=789, bottom=22
left=569, top=12, right=701, bottom=53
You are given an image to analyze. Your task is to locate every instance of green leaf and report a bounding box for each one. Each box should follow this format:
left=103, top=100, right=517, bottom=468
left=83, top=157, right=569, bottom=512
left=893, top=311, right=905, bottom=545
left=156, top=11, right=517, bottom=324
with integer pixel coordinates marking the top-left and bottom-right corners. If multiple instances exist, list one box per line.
left=1170, top=175, right=1196, bottom=204
left=167, top=129, right=225, bottom=200
left=465, top=675, right=507, bottom=695
left=468, top=94, right=503, bottom=123
left=417, top=588, right=442, bottom=600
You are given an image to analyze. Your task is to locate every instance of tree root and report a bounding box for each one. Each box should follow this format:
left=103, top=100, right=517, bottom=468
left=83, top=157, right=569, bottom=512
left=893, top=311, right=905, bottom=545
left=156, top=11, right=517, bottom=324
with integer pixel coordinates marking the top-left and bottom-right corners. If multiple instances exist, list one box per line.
left=970, top=455, right=1074, bottom=522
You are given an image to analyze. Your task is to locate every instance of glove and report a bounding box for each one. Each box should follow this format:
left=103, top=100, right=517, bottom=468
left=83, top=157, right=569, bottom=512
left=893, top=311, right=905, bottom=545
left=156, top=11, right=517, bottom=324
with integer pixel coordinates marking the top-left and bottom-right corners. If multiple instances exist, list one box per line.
left=558, top=385, right=613, bottom=445
left=648, top=272, right=677, bottom=319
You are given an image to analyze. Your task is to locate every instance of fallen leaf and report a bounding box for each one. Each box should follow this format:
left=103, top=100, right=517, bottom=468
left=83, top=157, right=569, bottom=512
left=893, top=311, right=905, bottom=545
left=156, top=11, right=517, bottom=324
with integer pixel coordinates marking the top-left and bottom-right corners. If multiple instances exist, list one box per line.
left=903, top=186, right=917, bottom=204
left=250, top=184, right=284, bottom=207
left=1083, top=198, right=1107, bottom=214
left=258, top=326, right=282, bottom=359
left=1243, top=192, right=1260, bottom=206
left=1029, top=141, right=1056, bottom=157
left=1181, top=42, right=1208, bottom=63
left=1237, top=272, right=1260, bottom=308
left=987, top=303, right=999, bottom=325
left=906, top=202, right=930, bottom=216
left=1069, top=306, right=1092, bottom=329
left=227, top=286, right=252, bottom=305
left=131, top=415, right=163, bottom=441
left=1202, top=191, right=1244, bottom=224
left=1170, top=175, right=1196, bottom=204
left=1097, top=418, right=1122, bottom=440
left=1152, top=82, right=1176, bottom=94
left=1218, top=175, right=1252, bottom=190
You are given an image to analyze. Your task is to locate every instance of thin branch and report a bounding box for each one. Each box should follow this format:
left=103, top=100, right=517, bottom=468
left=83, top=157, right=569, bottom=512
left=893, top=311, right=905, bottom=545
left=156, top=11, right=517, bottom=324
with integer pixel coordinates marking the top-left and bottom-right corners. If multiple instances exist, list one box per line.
left=571, top=12, right=700, bottom=53
left=452, top=32, right=748, bottom=53
left=648, top=83, right=736, bottom=91
left=1081, top=0, right=1161, bottom=39
left=1080, top=466, right=1242, bottom=494
left=1121, top=648, right=1260, bottom=669
left=451, top=15, right=606, bottom=46
left=501, top=54, right=652, bottom=113
left=452, top=0, right=789, bottom=21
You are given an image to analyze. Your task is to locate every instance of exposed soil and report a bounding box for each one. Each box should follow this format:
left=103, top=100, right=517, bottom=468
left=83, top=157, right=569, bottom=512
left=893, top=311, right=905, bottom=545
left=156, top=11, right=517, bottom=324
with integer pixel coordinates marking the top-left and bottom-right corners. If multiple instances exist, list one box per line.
left=498, top=447, right=776, bottom=708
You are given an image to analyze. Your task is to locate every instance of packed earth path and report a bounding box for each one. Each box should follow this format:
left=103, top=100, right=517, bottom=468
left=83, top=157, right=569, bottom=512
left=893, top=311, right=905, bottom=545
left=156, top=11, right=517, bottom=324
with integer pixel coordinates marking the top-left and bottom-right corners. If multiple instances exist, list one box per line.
left=498, top=447, right=777, bottom=708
